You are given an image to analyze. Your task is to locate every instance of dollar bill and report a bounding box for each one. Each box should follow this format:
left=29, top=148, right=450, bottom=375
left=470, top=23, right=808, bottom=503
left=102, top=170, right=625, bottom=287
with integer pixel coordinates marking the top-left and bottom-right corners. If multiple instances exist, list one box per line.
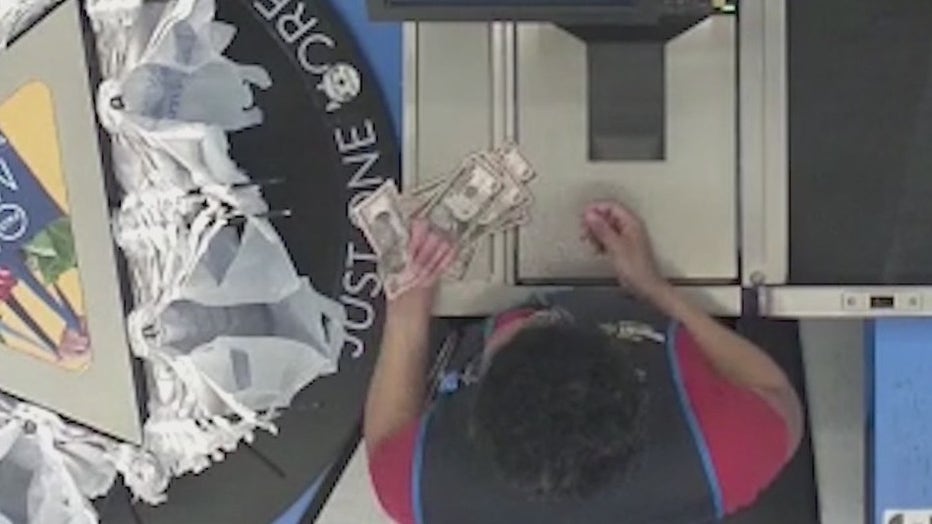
left=351, top=181, right=413, bottom=299
left=472, top=152, right=532, bottom=228
left=435, top=149, right=534, bottom=279
left=496, top=142, right=537, bottom=183
left=412, top=176, right=448, bottom=198
left=446, top=205, right=533, bottom=280
left=448, top=218, right=535, bottom=280
left=422, top=156, right=504, bottom=243
left=399, top=177, right=447, bottom=218
left=446, top=196, right=532, bottom=278
left=385, top=142, right=538, bottom=283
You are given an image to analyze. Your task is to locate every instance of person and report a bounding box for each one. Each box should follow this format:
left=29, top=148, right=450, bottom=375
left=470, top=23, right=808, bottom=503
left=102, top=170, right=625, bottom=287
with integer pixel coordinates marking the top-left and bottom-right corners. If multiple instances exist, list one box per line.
left=364, top=201, right=804, bottom=524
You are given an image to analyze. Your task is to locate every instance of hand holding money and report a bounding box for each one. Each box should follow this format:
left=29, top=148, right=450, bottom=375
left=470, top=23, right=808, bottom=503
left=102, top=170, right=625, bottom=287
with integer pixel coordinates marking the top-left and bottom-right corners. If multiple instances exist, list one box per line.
left=392, top=219, right=458, bottom=304
left=351, top=181, right=458, bottom=300
left=401, top=143, right=537, bottom=279
left=353, top=143, right=537, bottom=299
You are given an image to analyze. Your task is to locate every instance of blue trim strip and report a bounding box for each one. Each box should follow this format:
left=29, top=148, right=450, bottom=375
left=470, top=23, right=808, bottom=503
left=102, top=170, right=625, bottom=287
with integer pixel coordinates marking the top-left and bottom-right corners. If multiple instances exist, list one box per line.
left=665, top=322, right=725, bottom=518
left=412, top=412, right=432, bottom=524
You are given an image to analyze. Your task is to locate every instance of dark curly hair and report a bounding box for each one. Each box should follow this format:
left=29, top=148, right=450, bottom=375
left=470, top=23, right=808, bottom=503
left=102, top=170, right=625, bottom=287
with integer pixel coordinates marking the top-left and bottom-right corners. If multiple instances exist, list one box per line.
left=470, top=323, right=648, bottom=501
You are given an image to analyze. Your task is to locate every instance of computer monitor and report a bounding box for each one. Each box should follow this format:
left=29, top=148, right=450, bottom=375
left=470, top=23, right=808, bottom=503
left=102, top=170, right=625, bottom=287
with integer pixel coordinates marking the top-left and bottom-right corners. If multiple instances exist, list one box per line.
left=367, top=0, right=712, bottom=27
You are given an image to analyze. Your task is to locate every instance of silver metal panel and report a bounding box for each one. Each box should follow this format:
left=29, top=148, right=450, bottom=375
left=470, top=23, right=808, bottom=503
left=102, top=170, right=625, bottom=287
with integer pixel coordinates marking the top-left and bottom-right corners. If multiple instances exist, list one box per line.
left=407, top=22, right=501, bottom=286
left=799, top=320, right=866, bottom=524
left=739, top=0, right=789, bottom=286
left=515, top=18, right=738, bottom=282
left=500, top=23, right=519, bottom=285
left=414, top=23, right=494, bottom=180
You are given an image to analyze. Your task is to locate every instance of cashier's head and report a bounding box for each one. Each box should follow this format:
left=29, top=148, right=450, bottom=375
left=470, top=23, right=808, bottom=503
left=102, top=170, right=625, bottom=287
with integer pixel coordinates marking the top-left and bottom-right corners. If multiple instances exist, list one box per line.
left=470, top=323, right=647, bottom=501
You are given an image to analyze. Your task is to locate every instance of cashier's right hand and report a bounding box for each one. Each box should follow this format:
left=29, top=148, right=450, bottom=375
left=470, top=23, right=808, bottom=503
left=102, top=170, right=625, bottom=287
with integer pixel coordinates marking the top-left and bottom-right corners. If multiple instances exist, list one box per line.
left=582, top=201, right=666, bottom=299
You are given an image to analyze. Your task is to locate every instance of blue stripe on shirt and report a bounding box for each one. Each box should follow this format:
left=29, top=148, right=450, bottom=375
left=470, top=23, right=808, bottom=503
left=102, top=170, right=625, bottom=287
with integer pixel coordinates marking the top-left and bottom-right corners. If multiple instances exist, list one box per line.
left=412, top=410, right=433, bottom=524
left=665, top=321, right=725, bottom=519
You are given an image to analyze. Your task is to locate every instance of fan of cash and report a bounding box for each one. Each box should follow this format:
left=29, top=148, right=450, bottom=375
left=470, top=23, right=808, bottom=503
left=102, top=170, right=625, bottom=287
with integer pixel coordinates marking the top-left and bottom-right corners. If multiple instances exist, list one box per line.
left=352, top=143, right=537, bottom=299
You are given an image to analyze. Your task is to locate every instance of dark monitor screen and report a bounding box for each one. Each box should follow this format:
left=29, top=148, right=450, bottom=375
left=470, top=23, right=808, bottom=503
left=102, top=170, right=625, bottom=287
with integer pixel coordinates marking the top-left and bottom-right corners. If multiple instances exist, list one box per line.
left=366, top=0, right=699, bottom=23
left=391, top=0, right=633, bottom=4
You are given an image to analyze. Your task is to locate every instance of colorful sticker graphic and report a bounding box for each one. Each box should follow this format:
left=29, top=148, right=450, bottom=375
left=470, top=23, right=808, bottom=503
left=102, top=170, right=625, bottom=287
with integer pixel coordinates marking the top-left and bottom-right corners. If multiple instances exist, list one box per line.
left=0, top=82, right=90, bottom=371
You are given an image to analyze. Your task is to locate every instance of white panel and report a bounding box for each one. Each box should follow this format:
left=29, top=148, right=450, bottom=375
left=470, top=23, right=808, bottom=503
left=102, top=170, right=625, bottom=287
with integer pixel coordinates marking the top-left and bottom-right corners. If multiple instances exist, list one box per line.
left=764, top=287, right=932, bottom=318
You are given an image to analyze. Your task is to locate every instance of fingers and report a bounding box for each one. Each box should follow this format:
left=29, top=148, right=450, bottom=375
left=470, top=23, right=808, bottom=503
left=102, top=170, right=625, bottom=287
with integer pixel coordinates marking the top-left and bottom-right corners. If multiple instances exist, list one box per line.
left=586, top=201, right=643, bottom=231
left=438, top=248, right=458, bottom=272
left=583, top=209, right=623, bottom=254
left=414, top=232, right=443, bottom=268
left=408, top=219, right=430, bottom=258
left=586, top=200, right=634, bottom=218
left=408, top=220, right=457, bottom=284
left=580, top=221, right=606, bottom=253
left=420, top=243, right=456, bottom=282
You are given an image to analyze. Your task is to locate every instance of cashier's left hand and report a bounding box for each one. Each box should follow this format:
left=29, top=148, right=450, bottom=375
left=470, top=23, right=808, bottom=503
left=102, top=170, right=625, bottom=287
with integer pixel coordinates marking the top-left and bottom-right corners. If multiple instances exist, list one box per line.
left=390, top=219, right=457, bottom=312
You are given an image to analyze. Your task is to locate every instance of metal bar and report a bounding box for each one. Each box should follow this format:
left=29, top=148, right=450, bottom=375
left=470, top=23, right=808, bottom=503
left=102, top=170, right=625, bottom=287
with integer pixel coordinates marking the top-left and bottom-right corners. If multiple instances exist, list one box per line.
left=762, top=0, right=789, bottom=282
left=491, top=23, right=508, bottom=285
left=502, top=22, right=518, bottom=286
left=738, top=0, right=789, bottom=286
left=402, top=22, right=419, bottom=188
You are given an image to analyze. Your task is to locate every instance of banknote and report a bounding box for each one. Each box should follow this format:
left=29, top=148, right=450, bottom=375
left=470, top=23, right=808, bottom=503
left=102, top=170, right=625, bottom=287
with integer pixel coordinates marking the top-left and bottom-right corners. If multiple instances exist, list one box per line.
left=436, top=149, right=535, bottom=277
left=399, top=177, right=447, bottom=218
left=412, top=176, right=447, bottom=198
left=495, top=142, right=537, bottom=183
left=422, top=157, right=504, bottom=242
left=472, top=152, right=532, bottom=228
left=351, top=181, right=413, bottom=299
left=447, top=195, right=533, bottom=278
left=360, top=142, right=538, bottom=287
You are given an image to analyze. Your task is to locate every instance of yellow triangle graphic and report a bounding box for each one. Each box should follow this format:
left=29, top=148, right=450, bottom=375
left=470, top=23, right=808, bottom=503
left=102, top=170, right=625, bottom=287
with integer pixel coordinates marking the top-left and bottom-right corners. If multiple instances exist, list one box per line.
left=0, top=81, right=68, bottom=211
